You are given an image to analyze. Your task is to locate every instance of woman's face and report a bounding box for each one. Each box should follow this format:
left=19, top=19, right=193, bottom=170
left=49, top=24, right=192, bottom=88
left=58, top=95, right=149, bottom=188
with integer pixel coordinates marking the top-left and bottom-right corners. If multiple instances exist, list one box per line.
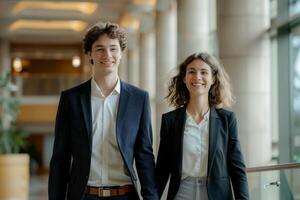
left=184, top=59, right=214, bottom=97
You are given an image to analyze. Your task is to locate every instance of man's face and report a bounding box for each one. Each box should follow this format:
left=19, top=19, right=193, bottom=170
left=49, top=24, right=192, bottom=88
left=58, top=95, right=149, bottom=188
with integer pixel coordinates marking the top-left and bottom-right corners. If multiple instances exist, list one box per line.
left=89, top=34, right=122, bottom=77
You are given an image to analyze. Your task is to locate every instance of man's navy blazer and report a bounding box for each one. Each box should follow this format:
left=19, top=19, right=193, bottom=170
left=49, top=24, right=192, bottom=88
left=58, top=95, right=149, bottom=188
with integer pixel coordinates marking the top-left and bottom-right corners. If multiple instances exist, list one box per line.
left=156, top=106, right=249, bottom=200
left=48, top=79, right=158, bottom=200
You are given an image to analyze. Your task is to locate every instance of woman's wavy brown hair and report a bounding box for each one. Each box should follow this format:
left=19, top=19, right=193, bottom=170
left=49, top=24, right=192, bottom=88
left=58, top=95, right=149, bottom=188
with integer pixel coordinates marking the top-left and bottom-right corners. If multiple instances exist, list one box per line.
left=166, top=52, right=234, bottom=108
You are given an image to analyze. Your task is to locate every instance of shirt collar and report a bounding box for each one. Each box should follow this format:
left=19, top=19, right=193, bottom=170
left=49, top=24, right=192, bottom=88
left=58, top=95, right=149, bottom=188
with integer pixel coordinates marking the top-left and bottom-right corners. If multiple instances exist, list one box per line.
left=186, top=108, right=210, bottom=123
left=91, top=77, right=121, bottom=98
left=203, top=109, right=210, bottom=121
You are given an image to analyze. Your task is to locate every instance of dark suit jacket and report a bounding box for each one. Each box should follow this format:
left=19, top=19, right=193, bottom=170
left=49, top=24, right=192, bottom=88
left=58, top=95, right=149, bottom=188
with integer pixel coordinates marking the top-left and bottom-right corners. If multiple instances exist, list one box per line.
left=156, top=106, right=249, bottom=200
left=48, top=79, right=158, bottom=200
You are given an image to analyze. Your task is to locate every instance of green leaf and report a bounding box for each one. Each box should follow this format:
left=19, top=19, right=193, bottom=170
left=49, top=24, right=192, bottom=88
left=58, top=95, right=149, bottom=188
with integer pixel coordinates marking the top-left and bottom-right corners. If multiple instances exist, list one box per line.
left=0, top=70, right=27, bottom=154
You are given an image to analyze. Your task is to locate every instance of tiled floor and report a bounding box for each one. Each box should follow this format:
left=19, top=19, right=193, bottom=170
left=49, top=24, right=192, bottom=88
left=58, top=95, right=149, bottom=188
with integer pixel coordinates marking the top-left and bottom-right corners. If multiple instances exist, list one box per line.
left=30, top=175, right=48, bottom=200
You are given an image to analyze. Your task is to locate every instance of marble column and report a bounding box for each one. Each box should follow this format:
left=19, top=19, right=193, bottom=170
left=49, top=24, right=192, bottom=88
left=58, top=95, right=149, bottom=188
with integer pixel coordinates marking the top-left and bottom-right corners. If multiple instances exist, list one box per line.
left=119, top=49, right=128, bottom=82
left=127, top=33, right=140, bottom=86
left=139, top=28, right=156, bottom=151
left=139, top=30, right=155, bottom=97
left=155, top=1, right=177, bottom=146
left=217, top=0, right=271, bottom=166
left=177, top=0, right=210, bottom=62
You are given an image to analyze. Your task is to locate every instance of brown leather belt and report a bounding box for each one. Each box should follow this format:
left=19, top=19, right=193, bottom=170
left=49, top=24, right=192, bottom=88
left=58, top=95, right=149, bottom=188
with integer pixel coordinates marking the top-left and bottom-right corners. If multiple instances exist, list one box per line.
left=85, top=185, right=133, bottom=197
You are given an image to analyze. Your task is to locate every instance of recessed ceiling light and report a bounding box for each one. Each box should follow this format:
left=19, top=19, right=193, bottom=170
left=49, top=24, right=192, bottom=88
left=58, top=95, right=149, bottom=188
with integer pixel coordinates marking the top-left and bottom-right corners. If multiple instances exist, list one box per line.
left=120, top=14, right=140, bottom=31
left=133, top=0, right=156, bottom=6
left=72, top=56, right=81, bottom=68
left=14, top=1, right=97, bottom=14
left=9, top=20, right=87, bottom=32
left=13, top=58, right=23, bottom=72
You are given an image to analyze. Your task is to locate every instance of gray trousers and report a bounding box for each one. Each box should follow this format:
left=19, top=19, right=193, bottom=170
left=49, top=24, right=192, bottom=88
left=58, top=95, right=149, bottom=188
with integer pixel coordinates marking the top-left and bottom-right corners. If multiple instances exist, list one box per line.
left=174, top=177, right=209, bottom=200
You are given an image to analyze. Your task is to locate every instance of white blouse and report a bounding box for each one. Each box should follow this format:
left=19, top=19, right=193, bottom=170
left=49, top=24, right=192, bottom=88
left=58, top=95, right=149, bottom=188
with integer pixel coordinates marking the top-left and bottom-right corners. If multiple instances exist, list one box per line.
left=181, top=109, right=210, bottom=179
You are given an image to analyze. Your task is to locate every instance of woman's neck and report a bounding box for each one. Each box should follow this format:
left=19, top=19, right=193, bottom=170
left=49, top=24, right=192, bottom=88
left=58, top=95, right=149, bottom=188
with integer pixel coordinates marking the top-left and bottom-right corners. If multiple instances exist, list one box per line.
left=187, top=96, right=210, bottom=124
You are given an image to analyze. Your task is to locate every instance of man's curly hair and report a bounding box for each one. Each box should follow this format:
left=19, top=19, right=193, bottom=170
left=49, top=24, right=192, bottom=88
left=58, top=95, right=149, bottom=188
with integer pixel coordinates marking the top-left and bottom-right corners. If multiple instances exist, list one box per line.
left=83, top=22, right=127, bottom=54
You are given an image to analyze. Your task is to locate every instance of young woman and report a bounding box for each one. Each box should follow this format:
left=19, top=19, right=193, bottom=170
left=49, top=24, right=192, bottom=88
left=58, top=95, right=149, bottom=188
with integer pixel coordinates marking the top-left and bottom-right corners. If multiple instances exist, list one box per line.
left=156, top=52, right=249, bottom=200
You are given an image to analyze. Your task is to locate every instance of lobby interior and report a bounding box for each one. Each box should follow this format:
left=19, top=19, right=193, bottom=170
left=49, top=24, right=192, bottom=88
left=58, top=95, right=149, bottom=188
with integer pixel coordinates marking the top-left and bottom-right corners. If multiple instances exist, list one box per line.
left=0, top=0, right=300, bottom=199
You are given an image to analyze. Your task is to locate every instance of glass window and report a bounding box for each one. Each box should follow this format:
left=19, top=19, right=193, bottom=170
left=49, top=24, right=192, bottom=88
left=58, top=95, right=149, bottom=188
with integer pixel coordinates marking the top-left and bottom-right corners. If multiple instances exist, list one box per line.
left=271, top=0, right=277, bottom=19
left=290, top=26, right=300, bottom=162
left=290, top=0, right=300, bottom=16
left=271, top=37, right=279, bottom=162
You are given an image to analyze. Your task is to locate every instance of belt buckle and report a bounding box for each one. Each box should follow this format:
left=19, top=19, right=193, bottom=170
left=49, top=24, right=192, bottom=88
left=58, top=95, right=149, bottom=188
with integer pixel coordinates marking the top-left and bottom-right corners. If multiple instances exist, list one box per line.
left=100, top=188, right=111, bottom=197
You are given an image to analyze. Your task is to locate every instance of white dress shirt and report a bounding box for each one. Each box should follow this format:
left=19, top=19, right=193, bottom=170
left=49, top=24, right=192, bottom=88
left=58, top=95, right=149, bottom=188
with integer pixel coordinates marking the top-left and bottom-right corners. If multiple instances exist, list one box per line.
left=182, top=109, right=210, bottom=179
left=88, top=78, right=132, bottom=187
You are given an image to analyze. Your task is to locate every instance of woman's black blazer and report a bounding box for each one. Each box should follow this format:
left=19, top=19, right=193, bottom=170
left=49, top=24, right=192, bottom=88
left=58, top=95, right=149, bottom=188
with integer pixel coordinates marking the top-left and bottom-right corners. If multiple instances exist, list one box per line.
left=156, top=106, right=249, bottom=200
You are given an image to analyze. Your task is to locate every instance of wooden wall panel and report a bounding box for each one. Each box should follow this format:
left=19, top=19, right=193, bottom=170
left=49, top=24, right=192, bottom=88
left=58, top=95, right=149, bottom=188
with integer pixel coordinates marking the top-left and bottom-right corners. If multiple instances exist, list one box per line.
left=16, top=104, right=58, bottom=123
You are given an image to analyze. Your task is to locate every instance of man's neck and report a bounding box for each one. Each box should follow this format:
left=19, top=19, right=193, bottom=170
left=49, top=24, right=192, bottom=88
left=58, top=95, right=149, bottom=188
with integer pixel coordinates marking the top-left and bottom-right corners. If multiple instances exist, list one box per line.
left=94, top=74, right=118, bottom=97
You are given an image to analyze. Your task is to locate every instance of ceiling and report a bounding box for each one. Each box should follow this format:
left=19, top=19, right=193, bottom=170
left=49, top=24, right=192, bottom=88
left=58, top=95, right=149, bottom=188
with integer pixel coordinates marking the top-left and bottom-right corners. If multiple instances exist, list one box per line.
left=0, top=0, right=158, bottom=44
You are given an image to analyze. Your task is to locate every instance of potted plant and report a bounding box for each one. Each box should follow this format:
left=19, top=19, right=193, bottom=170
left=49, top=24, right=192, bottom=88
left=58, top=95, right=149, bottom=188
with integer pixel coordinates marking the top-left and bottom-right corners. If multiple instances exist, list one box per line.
left=0, top=70, right=30, bottom=200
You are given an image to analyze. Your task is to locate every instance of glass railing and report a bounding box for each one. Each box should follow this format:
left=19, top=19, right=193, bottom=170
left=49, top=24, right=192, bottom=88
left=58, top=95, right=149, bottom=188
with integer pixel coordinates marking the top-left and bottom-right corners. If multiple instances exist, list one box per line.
left=14, top=74, right=89, bottom=96
left=247, top=162, right=300, bottom=200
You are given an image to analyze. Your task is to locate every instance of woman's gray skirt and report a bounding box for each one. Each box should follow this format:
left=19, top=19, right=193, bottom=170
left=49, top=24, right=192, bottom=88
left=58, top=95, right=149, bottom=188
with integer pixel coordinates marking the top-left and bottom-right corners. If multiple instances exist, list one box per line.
left=174, top=177, right=208, bottom=200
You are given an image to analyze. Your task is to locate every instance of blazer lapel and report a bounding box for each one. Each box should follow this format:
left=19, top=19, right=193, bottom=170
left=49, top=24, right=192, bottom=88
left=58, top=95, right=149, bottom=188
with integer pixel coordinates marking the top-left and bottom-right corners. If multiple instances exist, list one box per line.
left=207, top=106, right=220, bottom=177
left=80, top=79, right=92, bottom=151
left=175, top=106, right=187, bottom=178
left=116, top=81, right=130, bottom=149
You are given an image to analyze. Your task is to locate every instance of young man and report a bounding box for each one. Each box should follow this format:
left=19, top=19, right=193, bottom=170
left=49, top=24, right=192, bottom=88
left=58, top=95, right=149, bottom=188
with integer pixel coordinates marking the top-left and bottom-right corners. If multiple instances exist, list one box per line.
left=48, top=22, right=158, bottom=200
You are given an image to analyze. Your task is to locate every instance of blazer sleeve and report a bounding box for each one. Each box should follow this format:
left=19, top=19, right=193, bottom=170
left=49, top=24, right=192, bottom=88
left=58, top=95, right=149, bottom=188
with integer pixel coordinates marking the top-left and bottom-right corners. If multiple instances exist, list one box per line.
left=156, top=114, right=171, bottom=198
left=48, top=91, right=72, bottom=200
left=134, top=92, right=159, bottom=200
left=228, top=112, right=249, bottom=199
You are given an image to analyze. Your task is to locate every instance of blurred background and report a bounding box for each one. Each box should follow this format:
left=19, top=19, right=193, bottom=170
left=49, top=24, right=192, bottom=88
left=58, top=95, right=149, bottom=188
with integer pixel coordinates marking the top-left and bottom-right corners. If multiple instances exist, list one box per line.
left=0, top=0, right=299, bottom=199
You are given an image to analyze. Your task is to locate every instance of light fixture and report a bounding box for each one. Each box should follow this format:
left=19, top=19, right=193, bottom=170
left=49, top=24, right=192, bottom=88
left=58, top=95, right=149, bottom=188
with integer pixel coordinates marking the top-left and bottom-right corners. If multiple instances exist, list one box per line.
left=133, top=0, right=156, bottom=6
left=14, top=1, right=97, bottom=14
left=9, top=20, right=87, bottom=32
left=72, top=56, right=81, bottom=68
left=13, top=58, right=23, bottom=72
left=120, top=14, right=140, bottom=31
